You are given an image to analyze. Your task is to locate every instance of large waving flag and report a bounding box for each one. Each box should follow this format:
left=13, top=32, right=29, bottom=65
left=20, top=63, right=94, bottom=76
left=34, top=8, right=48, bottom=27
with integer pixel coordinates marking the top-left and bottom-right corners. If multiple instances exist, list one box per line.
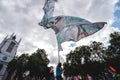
left=39, top=0, right=107, bottom=51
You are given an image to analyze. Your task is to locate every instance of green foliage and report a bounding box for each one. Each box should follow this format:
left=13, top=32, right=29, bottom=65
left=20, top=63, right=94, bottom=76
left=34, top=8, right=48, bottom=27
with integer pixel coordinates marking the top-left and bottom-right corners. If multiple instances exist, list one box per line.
left=64, top=42, right=106, bottom=76
left=27, top=49, right=50, bottom=78
left=66, top=46, right=91, bottom=65
left=7, top=48, right=50, bottom=80
left=63, top=32, right=120, bottom=76
left=108, top=32, right=120, bottom=54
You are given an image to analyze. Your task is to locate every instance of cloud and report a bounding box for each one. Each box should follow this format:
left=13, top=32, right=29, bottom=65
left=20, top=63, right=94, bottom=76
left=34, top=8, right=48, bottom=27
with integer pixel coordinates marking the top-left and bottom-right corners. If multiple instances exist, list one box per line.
left=0, top=0, right=120, bottom=65
left=54, top=0, right=118, bottom=22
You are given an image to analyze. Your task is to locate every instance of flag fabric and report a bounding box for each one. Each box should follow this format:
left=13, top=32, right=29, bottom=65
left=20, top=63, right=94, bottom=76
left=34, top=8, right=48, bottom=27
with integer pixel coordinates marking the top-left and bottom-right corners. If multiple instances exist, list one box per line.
left=40, top=0, right=56, bottom=27
left=109, top=66, right=116, bottom=73
left=39, top=0, right=107, bottom=51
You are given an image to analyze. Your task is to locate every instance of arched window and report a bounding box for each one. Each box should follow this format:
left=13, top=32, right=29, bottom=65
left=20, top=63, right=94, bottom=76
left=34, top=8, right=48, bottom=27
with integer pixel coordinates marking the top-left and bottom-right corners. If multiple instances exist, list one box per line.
left=6, top=41, right=16, bottom=53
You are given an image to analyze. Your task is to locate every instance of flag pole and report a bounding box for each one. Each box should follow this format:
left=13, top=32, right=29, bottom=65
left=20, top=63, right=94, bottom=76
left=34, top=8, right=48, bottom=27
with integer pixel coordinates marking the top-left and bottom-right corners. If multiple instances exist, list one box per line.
left=58, top=48, right=60, bottom=63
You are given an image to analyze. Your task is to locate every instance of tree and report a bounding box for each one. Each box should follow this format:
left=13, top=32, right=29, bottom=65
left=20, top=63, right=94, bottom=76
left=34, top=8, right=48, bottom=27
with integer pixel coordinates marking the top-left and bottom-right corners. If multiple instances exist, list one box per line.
left=16, top=54, right=29, bottom=80
left=106, top=32, right=120, bottom=73
left=66, top=46, right=91, bottom=65
left=63, top=41, right=107, bottom=76
left=6, top=54, right=29, bottom=80
left=27, top=49, right=50, bottom=79
left=108, top=32, right=120, bottom=54
left=64, top=45, right=92, bottom=76
left=6, top=56, right=18, bottom=80
left=89, top=41, right=107, bottom=62
left=6, top=48, right=50, bottom=80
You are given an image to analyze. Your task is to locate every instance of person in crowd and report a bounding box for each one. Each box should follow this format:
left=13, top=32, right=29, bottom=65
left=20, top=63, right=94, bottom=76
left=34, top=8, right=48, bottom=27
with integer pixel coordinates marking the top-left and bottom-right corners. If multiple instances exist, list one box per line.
left=50, top=66, right=54, bottom=80
left=87, top=74, right=93, bottom=80
left=56, top=62, right=63, bottom=80
left=78, top=74, right=82, bottom=80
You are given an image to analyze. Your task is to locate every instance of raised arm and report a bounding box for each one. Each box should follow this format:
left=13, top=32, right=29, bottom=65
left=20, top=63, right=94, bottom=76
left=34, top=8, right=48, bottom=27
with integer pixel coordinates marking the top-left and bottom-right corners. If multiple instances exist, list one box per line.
left=39, top=0, right=57, bottom=28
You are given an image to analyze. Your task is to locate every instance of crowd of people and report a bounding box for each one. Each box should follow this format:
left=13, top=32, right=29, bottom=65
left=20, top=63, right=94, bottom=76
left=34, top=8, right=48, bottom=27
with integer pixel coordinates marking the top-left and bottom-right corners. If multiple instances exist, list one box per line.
left=49, top=62, right=120, bottom=80
left=49, top=62, right=63, bottom=80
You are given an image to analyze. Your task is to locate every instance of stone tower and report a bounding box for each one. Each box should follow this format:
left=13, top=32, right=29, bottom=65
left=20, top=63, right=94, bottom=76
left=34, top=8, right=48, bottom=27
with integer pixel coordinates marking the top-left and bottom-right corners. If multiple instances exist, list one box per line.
left=0, top=33, right=21, bottom=80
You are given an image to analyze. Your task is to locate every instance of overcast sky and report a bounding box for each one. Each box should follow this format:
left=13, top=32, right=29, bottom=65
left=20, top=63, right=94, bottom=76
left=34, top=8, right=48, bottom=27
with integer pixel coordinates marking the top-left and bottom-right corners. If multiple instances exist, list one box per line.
left=0, top=0, right=120, bottom=65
